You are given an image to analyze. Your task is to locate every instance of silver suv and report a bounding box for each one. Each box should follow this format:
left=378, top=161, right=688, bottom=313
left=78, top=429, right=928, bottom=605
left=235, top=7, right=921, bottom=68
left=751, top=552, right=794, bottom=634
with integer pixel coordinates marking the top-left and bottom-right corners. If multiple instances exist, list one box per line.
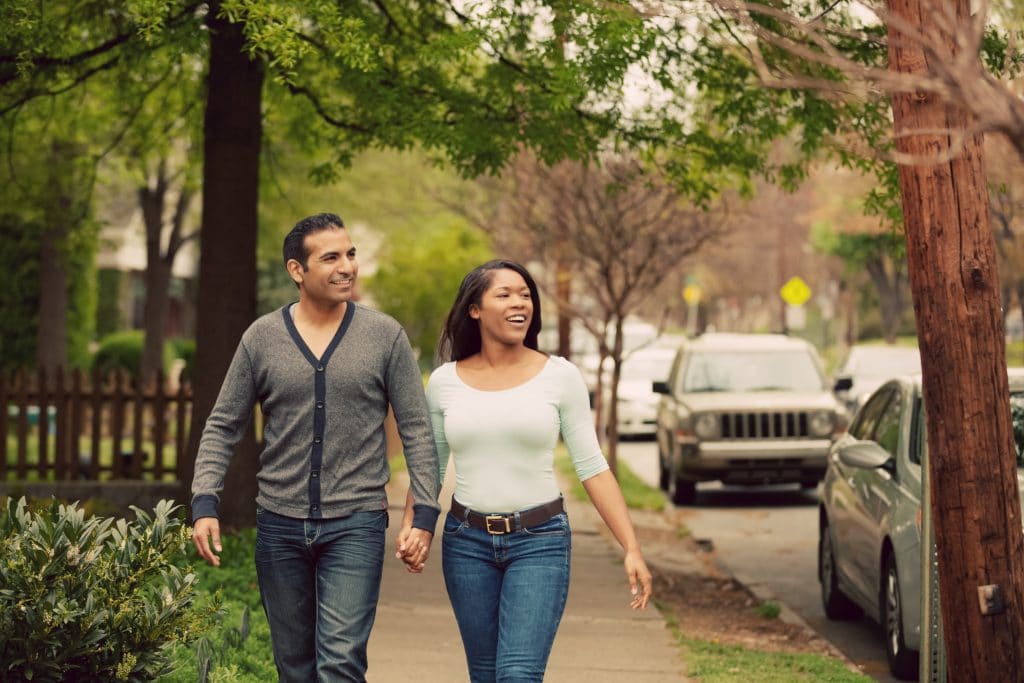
left=654, top=333, right=845, bottom=504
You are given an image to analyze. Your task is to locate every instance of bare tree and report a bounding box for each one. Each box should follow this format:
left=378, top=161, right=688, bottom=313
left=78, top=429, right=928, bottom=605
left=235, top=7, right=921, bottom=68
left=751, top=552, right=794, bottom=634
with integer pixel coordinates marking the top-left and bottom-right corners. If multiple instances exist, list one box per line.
left=713, top=0, right=1024, bottom=161
left=988, top=141, right=1024, bottom=334
left=706, top=0, right=1024, bottom=676
left=481, top=154, right=723, bottom=473
left=136, top=156, right=198, bottom=383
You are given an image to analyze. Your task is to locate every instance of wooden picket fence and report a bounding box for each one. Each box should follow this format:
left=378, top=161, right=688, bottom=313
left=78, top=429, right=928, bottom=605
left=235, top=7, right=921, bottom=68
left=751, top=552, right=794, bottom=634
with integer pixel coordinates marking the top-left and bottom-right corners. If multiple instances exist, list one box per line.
left=1, top=367, right=192, bottom=482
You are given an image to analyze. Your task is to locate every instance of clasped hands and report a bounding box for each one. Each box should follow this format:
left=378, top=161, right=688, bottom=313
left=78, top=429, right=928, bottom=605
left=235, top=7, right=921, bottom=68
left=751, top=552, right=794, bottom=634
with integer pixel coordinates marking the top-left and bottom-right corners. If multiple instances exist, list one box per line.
left=395, top=526, right=433, bottom=573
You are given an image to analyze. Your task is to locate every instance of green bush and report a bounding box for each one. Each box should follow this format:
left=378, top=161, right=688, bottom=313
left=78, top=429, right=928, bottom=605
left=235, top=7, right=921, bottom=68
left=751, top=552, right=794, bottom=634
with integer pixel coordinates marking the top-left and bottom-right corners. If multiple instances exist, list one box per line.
left=96, top=269, right=129, bottom=338
left=0, top=498, right=219, bottom=681
left=93, top=330, right=174, bottom=378
left=168, top=338, right=196, bottom=381
left=0, top=213, right=41, bottom=371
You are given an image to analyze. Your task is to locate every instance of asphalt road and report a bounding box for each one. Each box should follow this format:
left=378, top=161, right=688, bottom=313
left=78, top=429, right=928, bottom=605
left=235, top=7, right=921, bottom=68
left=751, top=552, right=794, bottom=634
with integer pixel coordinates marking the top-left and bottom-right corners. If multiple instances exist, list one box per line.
left=616, top=439, right=902, bottom=683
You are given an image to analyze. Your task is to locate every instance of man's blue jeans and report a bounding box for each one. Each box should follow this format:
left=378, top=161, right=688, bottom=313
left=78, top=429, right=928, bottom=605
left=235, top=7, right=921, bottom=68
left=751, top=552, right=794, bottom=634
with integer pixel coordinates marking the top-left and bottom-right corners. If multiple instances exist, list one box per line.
left=441, top=509, right=572, bottom=683
left=255, top=507, right=387, bottom=682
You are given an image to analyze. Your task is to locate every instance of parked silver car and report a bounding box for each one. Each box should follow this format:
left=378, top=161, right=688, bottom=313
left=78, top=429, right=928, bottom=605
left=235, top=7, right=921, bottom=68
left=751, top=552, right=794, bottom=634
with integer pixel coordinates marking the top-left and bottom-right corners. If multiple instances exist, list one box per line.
left=603, top=344, right=678, bottom=438
left=818, top=370, right=1024, bottom=680
left=654, top=333, right=845, bottom=504
left=832, top=344, right=922, bottom=414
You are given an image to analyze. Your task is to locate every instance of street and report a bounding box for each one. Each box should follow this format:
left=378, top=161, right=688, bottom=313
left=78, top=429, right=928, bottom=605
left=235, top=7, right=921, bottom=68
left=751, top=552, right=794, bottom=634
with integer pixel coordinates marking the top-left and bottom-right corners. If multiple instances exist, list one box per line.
left=617, top=440, right=902, bottom=683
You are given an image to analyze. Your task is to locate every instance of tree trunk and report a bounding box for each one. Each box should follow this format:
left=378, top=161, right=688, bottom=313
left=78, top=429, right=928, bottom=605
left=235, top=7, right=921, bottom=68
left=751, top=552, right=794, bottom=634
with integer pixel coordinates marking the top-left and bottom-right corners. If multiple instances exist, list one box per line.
left=36, top=222, right=69, bottom=373
left=865, top=257, right=904, bottom=343
left=888, top=0, right=1024, bottom=677
left=37, top=142, right=73, bottom=373
left=555, top=252, right=572, bottom=359
left=141, top=257, right=172, bottom=382
left=605, top=316, right=625, bottom=477
left=182, top=4, right=264, bottom=530
left=139, top=176, right=170, bottom=384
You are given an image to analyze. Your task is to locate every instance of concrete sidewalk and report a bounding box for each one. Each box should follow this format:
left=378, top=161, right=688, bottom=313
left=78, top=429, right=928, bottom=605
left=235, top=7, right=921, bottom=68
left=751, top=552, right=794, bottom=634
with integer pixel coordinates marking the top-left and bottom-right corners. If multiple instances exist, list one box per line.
left=367, top=469, right=687, bottom=681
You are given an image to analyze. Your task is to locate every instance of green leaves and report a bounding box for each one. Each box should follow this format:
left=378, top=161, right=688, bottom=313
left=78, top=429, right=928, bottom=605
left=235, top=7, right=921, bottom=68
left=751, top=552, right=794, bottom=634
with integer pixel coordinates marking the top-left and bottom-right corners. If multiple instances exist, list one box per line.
left=367, top=221, right=492, bottom=367
left=0, top=497, right=219, bottom=682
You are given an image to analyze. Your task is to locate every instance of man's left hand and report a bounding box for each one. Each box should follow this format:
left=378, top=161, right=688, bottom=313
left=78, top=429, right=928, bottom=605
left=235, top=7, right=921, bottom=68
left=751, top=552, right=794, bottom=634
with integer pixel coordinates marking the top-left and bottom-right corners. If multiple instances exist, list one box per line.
left=395, top=526, right=433, bottom=573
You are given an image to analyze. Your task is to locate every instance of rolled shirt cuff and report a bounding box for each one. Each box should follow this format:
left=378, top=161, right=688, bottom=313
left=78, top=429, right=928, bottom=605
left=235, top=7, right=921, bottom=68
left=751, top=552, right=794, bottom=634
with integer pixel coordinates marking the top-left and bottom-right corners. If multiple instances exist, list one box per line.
left=411, top=503, right=440, bottom=532
left=191, top=494, right=219, bottom=522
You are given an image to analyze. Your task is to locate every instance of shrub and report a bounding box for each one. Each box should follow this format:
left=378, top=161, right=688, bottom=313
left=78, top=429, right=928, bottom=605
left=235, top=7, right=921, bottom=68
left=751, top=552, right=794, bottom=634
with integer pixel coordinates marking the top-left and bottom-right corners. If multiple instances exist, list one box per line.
left=92, top=330, right=174, bottom=379
left=0, top=498, right=219, bottom=681
left=0, top=213, right=41, bottom=371
left=168, top=338, right=196, bottom=382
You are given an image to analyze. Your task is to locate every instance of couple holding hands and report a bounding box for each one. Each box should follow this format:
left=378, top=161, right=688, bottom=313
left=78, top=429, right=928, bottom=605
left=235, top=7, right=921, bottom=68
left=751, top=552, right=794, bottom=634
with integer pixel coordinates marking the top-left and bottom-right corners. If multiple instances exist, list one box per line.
left=191, top=213, right=652, bottom=682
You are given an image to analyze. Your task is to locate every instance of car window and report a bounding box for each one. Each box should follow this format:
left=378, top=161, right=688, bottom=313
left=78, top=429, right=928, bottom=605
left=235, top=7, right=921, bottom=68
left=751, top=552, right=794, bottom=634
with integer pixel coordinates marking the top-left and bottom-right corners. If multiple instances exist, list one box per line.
left=850, top=387, right=893, bottom=440
left=621, top=352, right=674, bottom=382
left=873, top=389, right=904, bottom=458
left=842, top=347, right=921, bottom=378
left=1010, top=394, right=1024, bottom=466
left=912, top=399, right=925, bottom=465
left=915, top=391, right=1024, bottom=466
left=679, top=350, right=824, bottom=393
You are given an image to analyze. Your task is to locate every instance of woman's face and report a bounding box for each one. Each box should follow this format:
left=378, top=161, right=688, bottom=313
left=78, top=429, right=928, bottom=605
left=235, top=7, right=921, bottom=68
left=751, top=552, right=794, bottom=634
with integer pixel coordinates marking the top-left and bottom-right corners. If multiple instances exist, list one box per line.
left=469, top=268, right=533, bottom=347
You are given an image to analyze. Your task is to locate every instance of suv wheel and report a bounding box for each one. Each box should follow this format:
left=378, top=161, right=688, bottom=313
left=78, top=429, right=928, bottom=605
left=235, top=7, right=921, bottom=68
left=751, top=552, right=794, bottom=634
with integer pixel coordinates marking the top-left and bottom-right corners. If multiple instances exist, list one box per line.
left=882, top=552, right=919, bottom=680
left=669, top=475, right=696, bottom=505
left=657, top=442, right=670, bottom=490
left=819, top=520, right=861, bottom=619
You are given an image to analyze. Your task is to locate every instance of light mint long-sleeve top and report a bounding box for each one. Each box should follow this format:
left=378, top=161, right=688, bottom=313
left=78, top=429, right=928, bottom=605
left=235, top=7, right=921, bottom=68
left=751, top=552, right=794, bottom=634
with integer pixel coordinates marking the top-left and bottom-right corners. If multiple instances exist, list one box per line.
left=426, top=355, right=609, bottom=512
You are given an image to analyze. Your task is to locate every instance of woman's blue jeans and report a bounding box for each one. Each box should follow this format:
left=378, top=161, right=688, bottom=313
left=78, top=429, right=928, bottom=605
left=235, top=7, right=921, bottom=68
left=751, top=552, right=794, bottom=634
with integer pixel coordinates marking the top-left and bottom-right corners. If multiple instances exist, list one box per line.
left=442, top=509, right=572, bottom=683
left=255, top=507, right=387, bottom=682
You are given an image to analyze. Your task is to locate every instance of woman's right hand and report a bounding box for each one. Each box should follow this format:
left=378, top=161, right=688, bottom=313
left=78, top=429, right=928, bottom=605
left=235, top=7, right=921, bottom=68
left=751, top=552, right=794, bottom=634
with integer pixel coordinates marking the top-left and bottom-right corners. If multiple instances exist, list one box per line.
left=624, top=549, right=653, bottom=609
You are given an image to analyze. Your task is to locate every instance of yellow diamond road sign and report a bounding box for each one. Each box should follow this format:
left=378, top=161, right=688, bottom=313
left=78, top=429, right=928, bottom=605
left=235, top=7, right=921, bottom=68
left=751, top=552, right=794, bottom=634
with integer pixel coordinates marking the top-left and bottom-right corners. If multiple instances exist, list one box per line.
left=683, top=284, right=702, bottom=305
left=780, top=276, right=811, bottom=306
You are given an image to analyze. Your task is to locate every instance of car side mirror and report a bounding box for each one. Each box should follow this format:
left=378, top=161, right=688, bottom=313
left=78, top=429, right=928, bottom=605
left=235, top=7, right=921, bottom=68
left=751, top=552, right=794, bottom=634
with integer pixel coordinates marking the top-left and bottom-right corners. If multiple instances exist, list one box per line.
left=833, top=376, right=853, bottom=393
left=837, top=441, right=894, bottom=472
left=652, top=380, right=670, bottom=395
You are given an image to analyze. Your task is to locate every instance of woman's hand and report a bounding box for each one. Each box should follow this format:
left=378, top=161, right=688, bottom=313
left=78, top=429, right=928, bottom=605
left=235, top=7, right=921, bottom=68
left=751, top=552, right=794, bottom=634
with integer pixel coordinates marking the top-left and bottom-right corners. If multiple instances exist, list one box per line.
left=624, top=549, right=653, bottom=609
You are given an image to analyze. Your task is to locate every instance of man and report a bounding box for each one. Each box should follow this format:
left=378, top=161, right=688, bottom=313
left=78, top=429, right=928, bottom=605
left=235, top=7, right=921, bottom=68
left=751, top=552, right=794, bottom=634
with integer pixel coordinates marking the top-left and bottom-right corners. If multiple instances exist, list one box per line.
left=191, top=212, right=440, bottom=682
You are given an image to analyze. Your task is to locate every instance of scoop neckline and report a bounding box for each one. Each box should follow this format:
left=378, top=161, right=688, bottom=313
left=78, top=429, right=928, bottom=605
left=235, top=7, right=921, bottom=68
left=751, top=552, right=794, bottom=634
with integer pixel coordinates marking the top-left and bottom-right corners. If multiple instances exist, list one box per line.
left=452, top=356, right=553, bottom=393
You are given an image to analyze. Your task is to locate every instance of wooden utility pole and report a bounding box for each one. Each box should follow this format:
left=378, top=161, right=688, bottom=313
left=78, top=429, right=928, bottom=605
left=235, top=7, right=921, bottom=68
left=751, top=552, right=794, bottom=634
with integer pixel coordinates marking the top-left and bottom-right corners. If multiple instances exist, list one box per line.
left=888, top=0, right=1024, bottom=677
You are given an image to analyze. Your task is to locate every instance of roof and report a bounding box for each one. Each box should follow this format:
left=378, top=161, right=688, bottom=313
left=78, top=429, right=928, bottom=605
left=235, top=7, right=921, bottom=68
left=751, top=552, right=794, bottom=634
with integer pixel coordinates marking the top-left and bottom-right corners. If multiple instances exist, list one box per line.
left=684, top=333, right=815, bottom=352
left=905, top=367, right=1024, bottom=392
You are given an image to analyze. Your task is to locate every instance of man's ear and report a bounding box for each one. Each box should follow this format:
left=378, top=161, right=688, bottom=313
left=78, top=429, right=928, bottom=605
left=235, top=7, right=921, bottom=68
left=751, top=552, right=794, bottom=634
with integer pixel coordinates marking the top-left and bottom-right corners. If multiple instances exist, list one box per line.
left=286, top=259, right=305, bottom=286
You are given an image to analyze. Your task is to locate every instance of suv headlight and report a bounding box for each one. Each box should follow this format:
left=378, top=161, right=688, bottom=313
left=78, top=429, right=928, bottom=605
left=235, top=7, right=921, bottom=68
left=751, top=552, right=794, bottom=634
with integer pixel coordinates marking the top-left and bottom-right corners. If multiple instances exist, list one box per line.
left=809, top=411, right=835, bottom=437
left=693, top=413, right=720, bottom=439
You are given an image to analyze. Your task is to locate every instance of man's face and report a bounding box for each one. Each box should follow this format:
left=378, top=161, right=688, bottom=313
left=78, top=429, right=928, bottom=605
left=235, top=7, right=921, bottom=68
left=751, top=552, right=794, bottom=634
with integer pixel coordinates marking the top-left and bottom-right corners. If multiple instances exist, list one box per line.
left=288, top=227, right=358, bottom=307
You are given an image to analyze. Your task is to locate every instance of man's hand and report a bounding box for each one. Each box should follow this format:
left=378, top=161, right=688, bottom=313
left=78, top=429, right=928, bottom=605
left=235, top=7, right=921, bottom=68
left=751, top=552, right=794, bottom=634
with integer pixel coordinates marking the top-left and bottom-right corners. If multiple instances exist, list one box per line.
left=395, top=526, right=433, bottom=573
left=192, top=517, right=222, bottom=567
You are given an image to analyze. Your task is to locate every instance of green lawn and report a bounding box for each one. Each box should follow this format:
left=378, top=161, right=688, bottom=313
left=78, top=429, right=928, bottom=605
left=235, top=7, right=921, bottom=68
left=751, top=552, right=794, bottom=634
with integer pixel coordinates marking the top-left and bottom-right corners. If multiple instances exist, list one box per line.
left=163, top=529, right=276, bottom=682
left=553, top=443, right=666, bottom=511
left=679, top=634, right=872, bottom=682
left=4, top=433, right=179, bottom=481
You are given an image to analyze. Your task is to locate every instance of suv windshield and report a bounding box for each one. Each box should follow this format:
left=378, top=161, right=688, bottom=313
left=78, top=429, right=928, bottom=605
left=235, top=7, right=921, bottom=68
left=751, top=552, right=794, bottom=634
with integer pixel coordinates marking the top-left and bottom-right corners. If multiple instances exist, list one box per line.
left=682, top=350, right=823, bottom=393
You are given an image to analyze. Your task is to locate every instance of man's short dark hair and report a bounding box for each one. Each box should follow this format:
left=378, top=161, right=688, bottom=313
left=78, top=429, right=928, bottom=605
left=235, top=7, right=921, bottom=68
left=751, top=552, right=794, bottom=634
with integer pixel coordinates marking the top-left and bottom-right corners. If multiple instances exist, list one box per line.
left=282, top=213, right=345, bottom=270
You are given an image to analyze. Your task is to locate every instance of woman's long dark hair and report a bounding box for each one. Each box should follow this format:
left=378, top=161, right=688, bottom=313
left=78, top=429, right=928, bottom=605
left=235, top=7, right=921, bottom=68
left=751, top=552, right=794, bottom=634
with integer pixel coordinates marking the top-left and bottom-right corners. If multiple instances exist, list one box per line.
left=437, top=260, right=543, bottom=363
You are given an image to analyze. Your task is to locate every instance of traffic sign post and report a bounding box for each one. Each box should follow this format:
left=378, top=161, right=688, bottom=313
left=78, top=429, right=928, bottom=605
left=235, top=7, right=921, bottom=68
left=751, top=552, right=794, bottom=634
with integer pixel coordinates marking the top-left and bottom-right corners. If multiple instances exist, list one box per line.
left=780, top=276, right=812, bottom=307
left=780, top=277, right=811, bottom=332
left=683, top=284, right=701, bottom=337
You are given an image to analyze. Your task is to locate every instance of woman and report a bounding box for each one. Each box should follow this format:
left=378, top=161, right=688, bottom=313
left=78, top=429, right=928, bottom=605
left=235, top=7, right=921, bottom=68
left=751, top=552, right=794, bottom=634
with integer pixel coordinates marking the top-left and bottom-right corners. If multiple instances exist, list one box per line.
left=399, top=259, right=653, bottom=682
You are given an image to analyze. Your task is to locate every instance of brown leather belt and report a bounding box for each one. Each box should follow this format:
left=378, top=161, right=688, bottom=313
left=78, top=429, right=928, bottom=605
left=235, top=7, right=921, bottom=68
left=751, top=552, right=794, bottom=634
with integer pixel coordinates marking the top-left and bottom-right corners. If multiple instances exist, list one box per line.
left=449, top=496, right=564, bottom=535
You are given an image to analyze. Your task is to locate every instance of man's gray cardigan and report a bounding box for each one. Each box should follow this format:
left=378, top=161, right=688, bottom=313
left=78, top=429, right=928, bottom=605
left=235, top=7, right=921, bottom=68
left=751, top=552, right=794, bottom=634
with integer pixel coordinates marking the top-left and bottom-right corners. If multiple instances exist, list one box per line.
left=191, top=302, right=441, bottom=530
